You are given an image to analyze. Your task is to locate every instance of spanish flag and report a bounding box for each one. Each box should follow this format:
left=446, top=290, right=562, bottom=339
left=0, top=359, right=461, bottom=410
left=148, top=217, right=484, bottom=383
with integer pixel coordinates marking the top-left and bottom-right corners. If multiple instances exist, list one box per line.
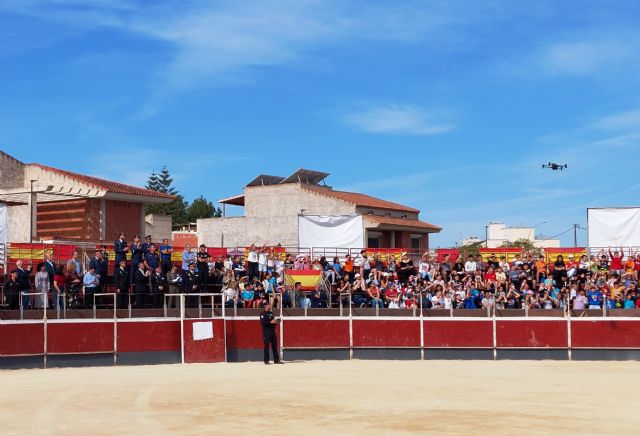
left=285, top=270, right=323, bottom=290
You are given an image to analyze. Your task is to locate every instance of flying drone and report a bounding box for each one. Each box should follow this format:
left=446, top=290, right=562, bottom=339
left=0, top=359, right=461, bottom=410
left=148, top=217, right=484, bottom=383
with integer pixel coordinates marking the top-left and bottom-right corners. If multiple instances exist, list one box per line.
left=541, top=162, right=568, bottom=171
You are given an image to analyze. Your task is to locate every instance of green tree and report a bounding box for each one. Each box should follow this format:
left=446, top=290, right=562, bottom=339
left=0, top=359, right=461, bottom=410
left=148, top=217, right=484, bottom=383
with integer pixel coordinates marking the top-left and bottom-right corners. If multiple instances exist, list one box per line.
left=187, top=196, right=214, bottom=221
left=501, top=238, right=542, bottom=255
left=145, top=167, right=188, bottom=225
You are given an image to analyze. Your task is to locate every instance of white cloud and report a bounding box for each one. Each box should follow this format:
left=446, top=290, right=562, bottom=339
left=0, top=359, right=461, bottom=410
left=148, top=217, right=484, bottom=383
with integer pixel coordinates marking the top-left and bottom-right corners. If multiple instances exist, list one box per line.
left=592, top=109, right=640, bottom=130
left=542, top=40, right=633, bottom=75
left=345, top=104, right=454, bottom=135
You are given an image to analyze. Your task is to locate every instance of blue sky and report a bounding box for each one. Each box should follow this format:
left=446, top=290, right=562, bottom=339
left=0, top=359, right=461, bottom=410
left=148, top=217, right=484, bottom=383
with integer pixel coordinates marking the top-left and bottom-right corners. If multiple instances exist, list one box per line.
left=2, top=0, right=640, bottom=247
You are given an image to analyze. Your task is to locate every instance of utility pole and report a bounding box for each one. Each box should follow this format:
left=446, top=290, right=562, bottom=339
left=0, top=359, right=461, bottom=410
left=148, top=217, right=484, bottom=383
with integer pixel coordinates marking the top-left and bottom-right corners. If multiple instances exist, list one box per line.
left=573, top=224, right=578, bottom=248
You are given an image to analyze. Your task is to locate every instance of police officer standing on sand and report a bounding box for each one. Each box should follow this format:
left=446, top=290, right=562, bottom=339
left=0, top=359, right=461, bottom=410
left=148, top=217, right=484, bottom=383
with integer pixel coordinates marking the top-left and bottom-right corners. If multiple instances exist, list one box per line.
left=260, top=303, right=282, bottom=364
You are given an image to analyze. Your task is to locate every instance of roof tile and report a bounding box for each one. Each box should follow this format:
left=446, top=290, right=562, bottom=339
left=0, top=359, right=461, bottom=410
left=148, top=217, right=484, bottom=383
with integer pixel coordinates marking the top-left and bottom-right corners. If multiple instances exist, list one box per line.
left=29, top=164, right=175, bottom=200
left=303, top=185, right=419, bottom=213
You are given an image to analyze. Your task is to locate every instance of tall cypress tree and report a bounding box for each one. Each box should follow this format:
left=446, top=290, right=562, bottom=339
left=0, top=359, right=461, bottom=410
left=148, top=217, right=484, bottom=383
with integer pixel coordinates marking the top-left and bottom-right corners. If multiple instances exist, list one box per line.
left=145, top=167, right=188, bottom=225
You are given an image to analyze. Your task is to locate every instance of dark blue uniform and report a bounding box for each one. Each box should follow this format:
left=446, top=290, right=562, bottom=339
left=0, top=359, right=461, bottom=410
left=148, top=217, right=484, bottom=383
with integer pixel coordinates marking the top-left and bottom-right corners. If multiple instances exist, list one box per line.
left=260, top=309, right=280, bottom=364
left=114, top=239, right=128, bottom=267
left=14, top=266, right=32, bottom=309
left=130, top=242, right=144, bottom=282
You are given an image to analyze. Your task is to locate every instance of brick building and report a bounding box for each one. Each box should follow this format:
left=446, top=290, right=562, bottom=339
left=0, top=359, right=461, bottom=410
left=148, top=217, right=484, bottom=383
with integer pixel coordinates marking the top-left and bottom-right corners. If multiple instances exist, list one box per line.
left=0, top=151, right=174, bottom=242
left=199, top=169, right=441, bottom=250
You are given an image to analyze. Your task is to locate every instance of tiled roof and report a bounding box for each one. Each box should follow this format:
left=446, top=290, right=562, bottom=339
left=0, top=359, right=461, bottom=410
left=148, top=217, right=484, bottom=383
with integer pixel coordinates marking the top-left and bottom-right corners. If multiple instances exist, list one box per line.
left=364, top=215, right=442, bottom=232
left=303, top=185, right=419, bottom=213
left=29, top=164, right=175, bottom=200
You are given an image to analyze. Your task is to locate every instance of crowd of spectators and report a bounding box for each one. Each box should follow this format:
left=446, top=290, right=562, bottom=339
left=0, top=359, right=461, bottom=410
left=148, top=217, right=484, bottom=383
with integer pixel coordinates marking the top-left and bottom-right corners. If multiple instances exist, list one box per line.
left=311, top=247, right=640, bottom=311
left=4, top=237, right=640, bottom=314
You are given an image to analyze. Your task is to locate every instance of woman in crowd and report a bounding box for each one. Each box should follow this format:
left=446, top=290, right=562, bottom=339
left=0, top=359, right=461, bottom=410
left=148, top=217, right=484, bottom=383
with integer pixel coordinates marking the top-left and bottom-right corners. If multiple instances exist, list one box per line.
left=34, top=263, right=49, bottom=309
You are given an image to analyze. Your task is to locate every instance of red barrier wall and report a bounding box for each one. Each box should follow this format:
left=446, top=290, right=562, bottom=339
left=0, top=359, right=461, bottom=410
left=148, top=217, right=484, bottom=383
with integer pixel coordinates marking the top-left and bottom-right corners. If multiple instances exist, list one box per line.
left=572, top=320, right=640, bottom=348
left=117, top=320, right=180, bottom=352
left=424, top=321, right=493, bottom=348
left=183, top=319, right=226, bottom=363
left=496, top=320, right=567, bottom=348
left=48, top=322, right=114, bottom=354
left=283, top=320, right=349, bottom=348
left=352, top=320, right=421, bottom=347
left=0, top=323, right=44, bottom=356
left=225, top=319, right=274, bottom=350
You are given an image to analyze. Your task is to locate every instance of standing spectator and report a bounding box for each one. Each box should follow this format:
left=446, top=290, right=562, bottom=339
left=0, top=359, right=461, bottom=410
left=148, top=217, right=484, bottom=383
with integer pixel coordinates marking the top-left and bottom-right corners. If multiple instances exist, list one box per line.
left=246, top=244, right=259, bottom=281
left=181, top=244, right=195, bottom=271
left=113, top=259, right=130, bottom=308
left=129, top=235, right=144, bottom=282
left=114, top=232, right=129, bottom=268
left=166, top=264, right=182, bottom=309
left=67, top=251, right=83, bottom=277
left=83, top=265, right=100, bottom=309
left=398, top=254, right=414, bottom=285
left=44, top=252, right=56, bottom=293
left=150, top=266, right=167, bottom=307
left=183, top=262, right=199, bottom=307
left=552, top=255, right=566, bottom=286
left=159, top=238, right=173, bottom=274
left=13, top=260, right=33, bottom=309
left=133, top=261, right=150, bottom=308
left=144, top=244, right=160, bottom=272
left=4, top=270, right=20, bottom=310
left=52, top=265, right=66, bottom=311
left=34, top=263, right=49, bottom=309
left=142, top=235, right=153, bottom=257
left=609, top=247, right=624, bottom=277
left=196, top=245, right=210, bottom=292
left=258, top=245, right=268, bottom=280
left=89, top=251, right=108, bottom=293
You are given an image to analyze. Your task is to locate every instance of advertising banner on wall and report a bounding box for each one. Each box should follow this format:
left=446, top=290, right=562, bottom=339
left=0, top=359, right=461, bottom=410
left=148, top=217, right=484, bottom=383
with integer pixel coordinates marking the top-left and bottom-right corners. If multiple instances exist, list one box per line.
left=587, top=207, right=640, bottom=248
left=298, top=215, right=364, bottom=249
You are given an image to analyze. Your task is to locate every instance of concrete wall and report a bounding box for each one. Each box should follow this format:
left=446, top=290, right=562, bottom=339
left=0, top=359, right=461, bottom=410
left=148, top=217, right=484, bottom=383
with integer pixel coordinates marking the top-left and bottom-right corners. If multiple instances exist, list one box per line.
left=199, top=184, right=357, bottom=248
left=0, top=151, right=25, bottom=189
left=144, top=214, right=172, bottom=242
left=244, top=184, right=356, bottom=218
left=6, top=205, right=30, bottom=242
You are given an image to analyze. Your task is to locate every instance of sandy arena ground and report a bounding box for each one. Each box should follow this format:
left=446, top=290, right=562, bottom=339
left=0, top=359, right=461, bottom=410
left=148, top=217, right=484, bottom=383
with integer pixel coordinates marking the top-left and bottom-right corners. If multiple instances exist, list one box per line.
left=1, top=360, right=638, bottom=435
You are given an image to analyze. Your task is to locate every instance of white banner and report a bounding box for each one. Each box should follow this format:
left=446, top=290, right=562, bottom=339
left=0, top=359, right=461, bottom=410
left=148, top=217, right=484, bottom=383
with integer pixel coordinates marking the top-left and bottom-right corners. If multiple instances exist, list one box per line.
left=0, top=203, right=6, bottom=244
left=588, top=207, right=640, bottom=248
left=298, top=215, right=364, bottom=249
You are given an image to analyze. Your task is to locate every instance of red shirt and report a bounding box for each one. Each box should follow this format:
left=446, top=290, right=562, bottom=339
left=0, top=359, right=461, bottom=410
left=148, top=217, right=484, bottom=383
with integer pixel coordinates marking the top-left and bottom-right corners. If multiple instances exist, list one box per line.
left=610, top=254, right=624, bottom=270
left=385, top=288, right=398, bottom=299
left=485, top=272, right=496, bottom=282
left=54, top=273, right=66, bottom=289
left=634, top=259, right=640, bottom=271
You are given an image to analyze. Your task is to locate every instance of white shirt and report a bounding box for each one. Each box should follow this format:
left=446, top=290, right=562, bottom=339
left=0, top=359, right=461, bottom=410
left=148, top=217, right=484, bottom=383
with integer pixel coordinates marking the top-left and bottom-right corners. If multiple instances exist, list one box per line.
left=464, top=261, right=477, bottom=272
left=247, top=250, right=258, bottom=263
left=258, top=252, right=267, bottom=265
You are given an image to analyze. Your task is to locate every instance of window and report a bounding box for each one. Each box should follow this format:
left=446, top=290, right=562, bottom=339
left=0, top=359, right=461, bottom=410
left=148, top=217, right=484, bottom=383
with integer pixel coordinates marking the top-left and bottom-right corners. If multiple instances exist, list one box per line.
left=368, top=236, right=380, bottom=248
left=410, top=235, right=421, bottom=250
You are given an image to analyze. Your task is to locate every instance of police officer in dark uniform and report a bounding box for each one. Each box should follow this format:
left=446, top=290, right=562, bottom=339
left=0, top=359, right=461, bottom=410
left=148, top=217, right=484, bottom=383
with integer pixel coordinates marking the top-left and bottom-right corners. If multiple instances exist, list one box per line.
left=130, top=235, right=143, bottom=283
left=142, top=235, right=153, bottom=257
left=114, top=232, right=129, bottom=267
left=182, top=262, right=199, bottom=307
left=260, top=303, right=282, bottom=364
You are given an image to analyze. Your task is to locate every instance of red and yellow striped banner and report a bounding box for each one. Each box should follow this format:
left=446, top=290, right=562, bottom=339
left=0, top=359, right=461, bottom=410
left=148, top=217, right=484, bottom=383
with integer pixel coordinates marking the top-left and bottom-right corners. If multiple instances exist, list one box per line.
left=284, top=270, right=323, bottom=290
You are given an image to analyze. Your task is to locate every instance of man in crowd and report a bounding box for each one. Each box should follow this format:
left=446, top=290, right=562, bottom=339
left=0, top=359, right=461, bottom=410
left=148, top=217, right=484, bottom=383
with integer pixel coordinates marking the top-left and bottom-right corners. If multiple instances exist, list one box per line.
left=166, top=264, right=182, bottom=309
left=159, top=238, right=173, bottom=275
left=83, top=265, right=100, bottom=309
left=144, top=244, right=160, bottom=272
left=134, top=261, right=150, bottom=308
left=14, top=260, right=33, bottom=309
left=67, top=250, right=82, bottom=276
left=89, top=250, right=108, bottom=293
left=196, top=244, right=210, bottom=292
left=113, top=259, right=130, bottom=308
left=129, top=235, right=144, bottom=283
left=114, top=232, right=129, bottom=267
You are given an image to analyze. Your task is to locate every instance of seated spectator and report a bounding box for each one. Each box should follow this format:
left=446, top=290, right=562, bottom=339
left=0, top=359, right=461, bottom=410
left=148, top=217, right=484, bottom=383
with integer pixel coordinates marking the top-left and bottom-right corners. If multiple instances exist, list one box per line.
left=240, top=282, right=255, bottom=308
left=367, top=282, right=383, bottom=308
left=310, top=289, right=327, bottom=308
